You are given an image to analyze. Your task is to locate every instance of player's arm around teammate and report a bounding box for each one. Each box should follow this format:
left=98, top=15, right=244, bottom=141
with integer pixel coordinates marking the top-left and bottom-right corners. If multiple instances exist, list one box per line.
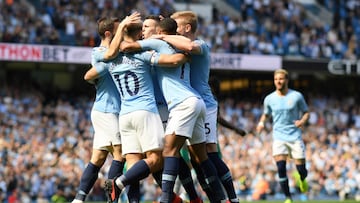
left=101, top=12, right=141, bottom=60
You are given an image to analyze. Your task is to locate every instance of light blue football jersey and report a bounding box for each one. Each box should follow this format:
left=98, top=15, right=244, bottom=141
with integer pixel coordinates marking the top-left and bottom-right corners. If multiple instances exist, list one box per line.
left=108, top=51, right=158, bottom=116
left=151, top=66, right=167, bottom=107
left=138, top=38, right=200, bottom=110
left=90, top=47, right=121, bottom=114
left=190, top=39, right=218, bottom=109
left=263, top=89, right=309, bottom=142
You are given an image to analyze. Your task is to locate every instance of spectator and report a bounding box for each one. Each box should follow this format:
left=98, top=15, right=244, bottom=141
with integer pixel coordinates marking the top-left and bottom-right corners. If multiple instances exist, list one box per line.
left=1, top=0, right=359, bottom=59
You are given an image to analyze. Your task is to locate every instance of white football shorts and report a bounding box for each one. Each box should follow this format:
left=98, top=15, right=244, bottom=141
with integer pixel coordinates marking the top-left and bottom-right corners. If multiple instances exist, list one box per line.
left=204, top=107, right=218, bottom=144
left=165, top=96, right=206, bottom=145
left=272, top=139, right=306, bottom=159
left=91, top=110, right=121, bottom=150
left=119, top=110, right=164, bottom=155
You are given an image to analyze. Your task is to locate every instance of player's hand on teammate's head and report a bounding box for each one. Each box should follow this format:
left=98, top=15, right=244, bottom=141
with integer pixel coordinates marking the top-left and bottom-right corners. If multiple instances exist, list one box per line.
left=121, top=11, right=141, bottom=27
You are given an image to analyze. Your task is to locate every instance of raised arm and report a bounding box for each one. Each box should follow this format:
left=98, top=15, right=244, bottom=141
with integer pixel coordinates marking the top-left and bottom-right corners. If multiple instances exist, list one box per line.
left=103, top=12, right=141, bottom=60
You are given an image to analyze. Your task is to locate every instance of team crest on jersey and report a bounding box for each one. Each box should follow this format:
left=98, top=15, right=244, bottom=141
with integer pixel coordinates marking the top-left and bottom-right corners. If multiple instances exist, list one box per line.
left=287, top=99, right=293, bottom=106
left=94, top=47, right=106, bottom=52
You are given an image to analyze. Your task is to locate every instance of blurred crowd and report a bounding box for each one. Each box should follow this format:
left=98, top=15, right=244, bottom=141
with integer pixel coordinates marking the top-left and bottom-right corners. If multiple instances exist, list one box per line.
left=1, top=79, right=360, bottom=202
left=1, top=0, right=360, bottom=59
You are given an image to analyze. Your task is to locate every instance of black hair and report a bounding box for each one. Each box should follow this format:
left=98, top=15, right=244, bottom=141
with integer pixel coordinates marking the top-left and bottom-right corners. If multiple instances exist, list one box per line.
left=158, top=17, right=177, bottom=35
left=145, top=15, right=161, bottom=22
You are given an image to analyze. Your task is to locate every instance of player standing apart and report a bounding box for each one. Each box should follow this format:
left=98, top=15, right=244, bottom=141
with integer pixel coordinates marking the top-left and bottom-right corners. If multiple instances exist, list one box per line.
left=256, top=69, right=310, bottom=203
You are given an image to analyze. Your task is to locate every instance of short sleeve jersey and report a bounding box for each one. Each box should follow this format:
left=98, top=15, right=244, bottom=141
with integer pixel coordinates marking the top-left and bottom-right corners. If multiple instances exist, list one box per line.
left=109, top=51, right=158, bottom=116
left=263, top=89, right=309, bottom=142
left=91, top=47, right=121, bottom=114
left=138, top=38, right=200, bottom=110
left=190, top=39, right=218, bottom=109
left=151, top=66, right=167, bottom=107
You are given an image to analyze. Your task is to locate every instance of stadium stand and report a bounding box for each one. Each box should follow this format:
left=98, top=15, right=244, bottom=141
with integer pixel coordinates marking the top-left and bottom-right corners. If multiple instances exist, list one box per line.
left=1, top=0, right=359, bottom=59
left=1, top=0, right=360, bottom=202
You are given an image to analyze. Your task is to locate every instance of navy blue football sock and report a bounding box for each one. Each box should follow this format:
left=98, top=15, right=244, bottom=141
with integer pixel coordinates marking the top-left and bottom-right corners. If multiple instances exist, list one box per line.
left=126, top=182, right=140, bottom=203
left=208, top=152, right=238, bottom=201
left=200, top=158, right=226, bottom=201
left=119, top=160, right=150, bottom=186
left=276, top=160, right=291, bottom=198
left=296, top=164, right=308, bottom=181
left=152, top=169, right=163, bottom=186
left=108, top=160, right=125, bottom=179
left=78, top=162, right=100, bottom=199
left=178, top=157, right=199, bottom=200
left=160, top=157, right=179, bottom=203
left=191, top=159, right=214, bottom=202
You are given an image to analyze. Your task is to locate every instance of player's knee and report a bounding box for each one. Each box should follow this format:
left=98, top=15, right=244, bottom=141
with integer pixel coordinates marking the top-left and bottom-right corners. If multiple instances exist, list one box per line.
left=112, top=154, right=125, bottom=162
left=90, top=150, right=108, bottom=166
left=162, top=147, right=178, bottom=157
left=189, top=144, right=208, bottom=163
left=112, top=145, right=122, bottom=155
left=146, top=151, right=163, bottom=169
left=276, top=160, right=287, bottom=178
left=90, top=158, right=106, bottom=167
left=206, top=143, right=218, bottom=153
left=112, top=150, right=124, bottom=162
